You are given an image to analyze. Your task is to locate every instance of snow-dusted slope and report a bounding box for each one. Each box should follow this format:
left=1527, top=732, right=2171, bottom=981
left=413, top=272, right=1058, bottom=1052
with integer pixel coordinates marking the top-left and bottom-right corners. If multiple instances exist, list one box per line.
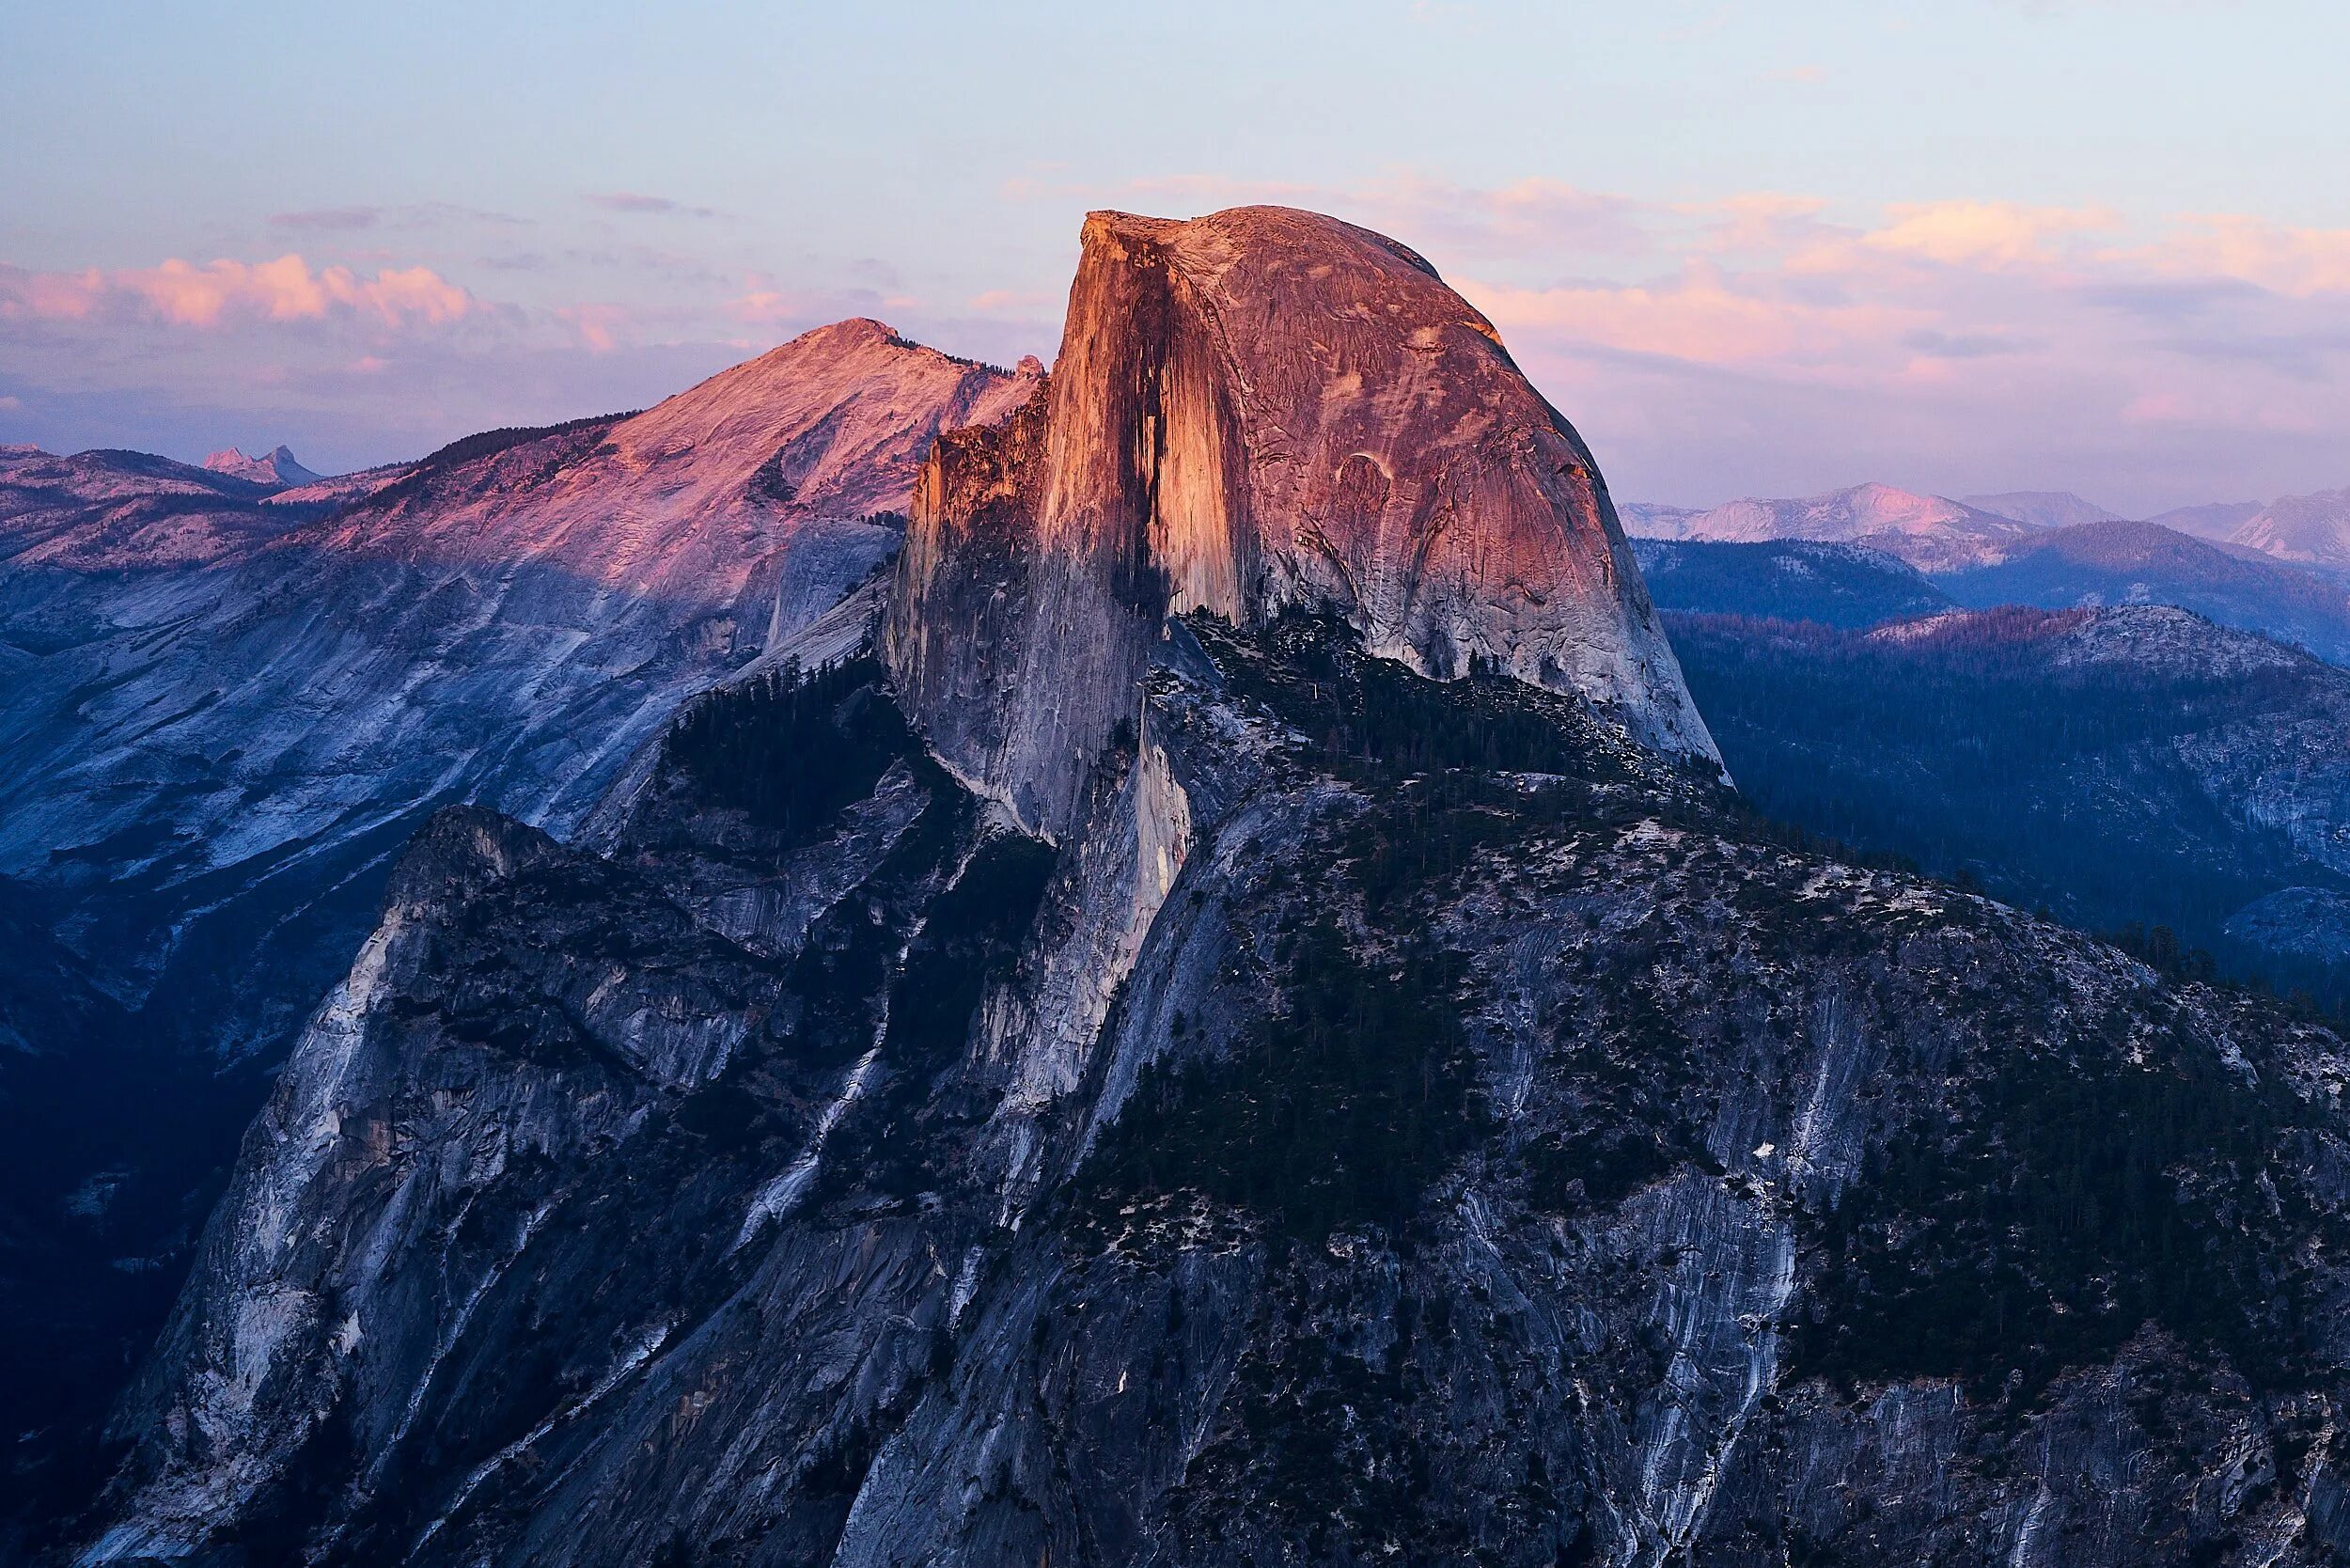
left=1627, top=482, right=2038, bottom=572
left=2233, top=486, right=2350, bottom=572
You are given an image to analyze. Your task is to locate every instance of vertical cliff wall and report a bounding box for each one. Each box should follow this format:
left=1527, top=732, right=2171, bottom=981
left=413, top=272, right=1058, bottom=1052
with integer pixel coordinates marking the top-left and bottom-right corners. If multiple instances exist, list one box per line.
left=884, top=205, right=1716, bottom=837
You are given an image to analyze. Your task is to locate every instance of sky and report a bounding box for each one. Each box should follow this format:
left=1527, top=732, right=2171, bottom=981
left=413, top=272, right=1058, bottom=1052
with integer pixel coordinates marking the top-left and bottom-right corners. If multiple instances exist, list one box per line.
left=4, top=0, right=2347, bottom=513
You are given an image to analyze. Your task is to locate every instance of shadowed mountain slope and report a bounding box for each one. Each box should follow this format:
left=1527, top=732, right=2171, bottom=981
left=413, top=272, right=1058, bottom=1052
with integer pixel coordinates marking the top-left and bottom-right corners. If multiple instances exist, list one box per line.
left=0, top=321, right=1035, bottom=1543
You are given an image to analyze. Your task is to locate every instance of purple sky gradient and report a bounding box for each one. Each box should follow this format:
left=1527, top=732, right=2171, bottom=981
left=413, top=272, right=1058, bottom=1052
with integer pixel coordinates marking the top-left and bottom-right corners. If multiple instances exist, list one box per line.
left=4, top=1, right=2346, bottom=514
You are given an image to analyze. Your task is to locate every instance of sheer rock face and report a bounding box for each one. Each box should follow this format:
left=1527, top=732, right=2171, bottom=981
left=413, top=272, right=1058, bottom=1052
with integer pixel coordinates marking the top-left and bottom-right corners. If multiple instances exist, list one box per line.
left=79, top=618, right=2350, bottom=1568
left=885, top=206, right=1716, bottom=837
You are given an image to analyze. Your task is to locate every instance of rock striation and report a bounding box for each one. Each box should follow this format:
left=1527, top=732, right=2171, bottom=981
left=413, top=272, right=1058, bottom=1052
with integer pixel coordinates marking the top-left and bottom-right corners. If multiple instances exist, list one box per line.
left=2234, top=486, right=2350, bottom=572
left=77, top=608, right=2350, bottom=1568
left=885, top=206, right=1714, bottom=836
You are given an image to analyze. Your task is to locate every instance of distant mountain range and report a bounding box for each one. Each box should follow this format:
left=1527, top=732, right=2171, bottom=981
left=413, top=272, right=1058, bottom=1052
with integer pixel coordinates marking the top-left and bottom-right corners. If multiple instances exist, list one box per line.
left=1620, top=482, right=2035, bottom=572
left=1626, top=480, right=2350, bottom=580
left=1959, top=490, right=2124, bottom=529
left=1665, top=602, right=2350, bottom=1006
left=1624, top=482, right=2350, bottom=664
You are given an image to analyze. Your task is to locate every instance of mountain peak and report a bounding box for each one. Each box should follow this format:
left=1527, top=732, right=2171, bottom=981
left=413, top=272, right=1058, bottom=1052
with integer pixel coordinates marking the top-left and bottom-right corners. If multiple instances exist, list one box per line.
left=2232, top=485, right=2350, bottom=569
left=200, top=444, right=322, bottom=489
left=1626, top=481, right=2034, bottom=572
left=1960, top=490, right=2121, bottom=529
left=315, top=319, right=1041, bottom=599
left=885, top=204, right=1716, bottom=835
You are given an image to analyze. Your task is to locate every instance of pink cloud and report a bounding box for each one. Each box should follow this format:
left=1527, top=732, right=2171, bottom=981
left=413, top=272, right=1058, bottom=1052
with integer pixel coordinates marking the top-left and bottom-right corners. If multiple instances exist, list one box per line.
left=1461, top=262, right=1926, bottom=371
left=2123, top=214, right=2350, bottom=297
left=558, top=304, right=630, bottom=353
left=0, top=254, right=471, bottom=329
left=1862, top=201, right=2117, bottom=269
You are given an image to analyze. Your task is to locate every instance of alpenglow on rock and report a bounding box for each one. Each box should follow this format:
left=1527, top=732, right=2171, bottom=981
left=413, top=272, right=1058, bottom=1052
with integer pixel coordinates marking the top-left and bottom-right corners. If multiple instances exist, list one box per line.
left=885, top=205, right=1716, bottom=836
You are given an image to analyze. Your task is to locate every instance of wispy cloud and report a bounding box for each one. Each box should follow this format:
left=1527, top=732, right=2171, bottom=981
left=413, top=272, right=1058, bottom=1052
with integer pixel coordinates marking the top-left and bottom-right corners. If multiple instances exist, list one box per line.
left=0, top=254, right=472, bottom=329
left=586, top=192, right=722, bottom=219
left=270, top=207, right=382, bottom=232
left=268, top=202, right=532, bottom=232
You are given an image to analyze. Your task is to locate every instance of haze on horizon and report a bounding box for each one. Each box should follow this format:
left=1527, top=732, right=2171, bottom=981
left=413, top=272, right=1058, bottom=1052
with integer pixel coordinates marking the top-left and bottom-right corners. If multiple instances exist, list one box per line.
left=5, top=0, right=2347, bottom=517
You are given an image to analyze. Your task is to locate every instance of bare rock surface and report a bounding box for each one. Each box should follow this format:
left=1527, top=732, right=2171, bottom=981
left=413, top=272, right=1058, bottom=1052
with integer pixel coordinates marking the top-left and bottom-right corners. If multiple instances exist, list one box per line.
left=78, top=611, right=2350, bottom=1568
left=2235, top=486, right=2350, bottom=572
left=887, top=206, right=1713, bottom=837
left=0, top=324, right=1032, bottom=1544
left=201, top=447, right=322, bottom=492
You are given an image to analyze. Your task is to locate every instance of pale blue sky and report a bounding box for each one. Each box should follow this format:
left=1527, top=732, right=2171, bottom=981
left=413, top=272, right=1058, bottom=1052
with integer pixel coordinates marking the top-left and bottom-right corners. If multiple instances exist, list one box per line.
left=5, top=1, right=2346, bottom=510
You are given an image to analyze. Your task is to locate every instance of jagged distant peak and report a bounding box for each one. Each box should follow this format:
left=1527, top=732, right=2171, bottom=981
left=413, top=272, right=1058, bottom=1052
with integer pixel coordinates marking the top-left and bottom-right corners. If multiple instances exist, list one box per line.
left=201, top=444, right=322, bottom=489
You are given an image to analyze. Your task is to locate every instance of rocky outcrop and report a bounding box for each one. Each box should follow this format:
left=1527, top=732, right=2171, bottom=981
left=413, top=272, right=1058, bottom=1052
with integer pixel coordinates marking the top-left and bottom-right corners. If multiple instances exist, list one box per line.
left=79, top=611, right=2350, bottom=1568
left=885, top=206, right=1714, bottom=837
left=0, top=324, right=1034, bottom=1543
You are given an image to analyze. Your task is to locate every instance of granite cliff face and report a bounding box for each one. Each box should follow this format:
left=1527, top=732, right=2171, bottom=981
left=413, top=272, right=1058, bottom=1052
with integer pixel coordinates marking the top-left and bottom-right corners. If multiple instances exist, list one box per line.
left=67, top=208, right=2350, bottom=1568
left=0, top=322, right=1035, bottom=1543
left=78, top=609, right=2350, bottom=1568
left=886, top=206, right=1714, bottom=836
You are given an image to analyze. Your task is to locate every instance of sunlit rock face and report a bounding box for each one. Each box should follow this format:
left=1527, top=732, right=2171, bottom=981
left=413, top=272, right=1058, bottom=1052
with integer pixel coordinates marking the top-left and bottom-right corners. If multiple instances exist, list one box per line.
left=201, top=445, right=322, bottom=490
left=0, top=319, right=1039, bottom=1052
left=886, top=205, right=1716, bottom=837
left=319, top=318, right=1038, bottom=605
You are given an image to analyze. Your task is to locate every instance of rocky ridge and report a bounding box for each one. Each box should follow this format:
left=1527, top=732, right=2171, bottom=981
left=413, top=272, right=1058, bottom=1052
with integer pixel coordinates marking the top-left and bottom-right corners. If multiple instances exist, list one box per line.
left=201, top=447, right=322, bottom=491
left=71, top=207, right=2350, bottom=1568
left=79, top=604, right=2350, bottom=1568
left=0, top=321, right=1036, bottom=1544
left=2235, top=487, right=2350, bottom=573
